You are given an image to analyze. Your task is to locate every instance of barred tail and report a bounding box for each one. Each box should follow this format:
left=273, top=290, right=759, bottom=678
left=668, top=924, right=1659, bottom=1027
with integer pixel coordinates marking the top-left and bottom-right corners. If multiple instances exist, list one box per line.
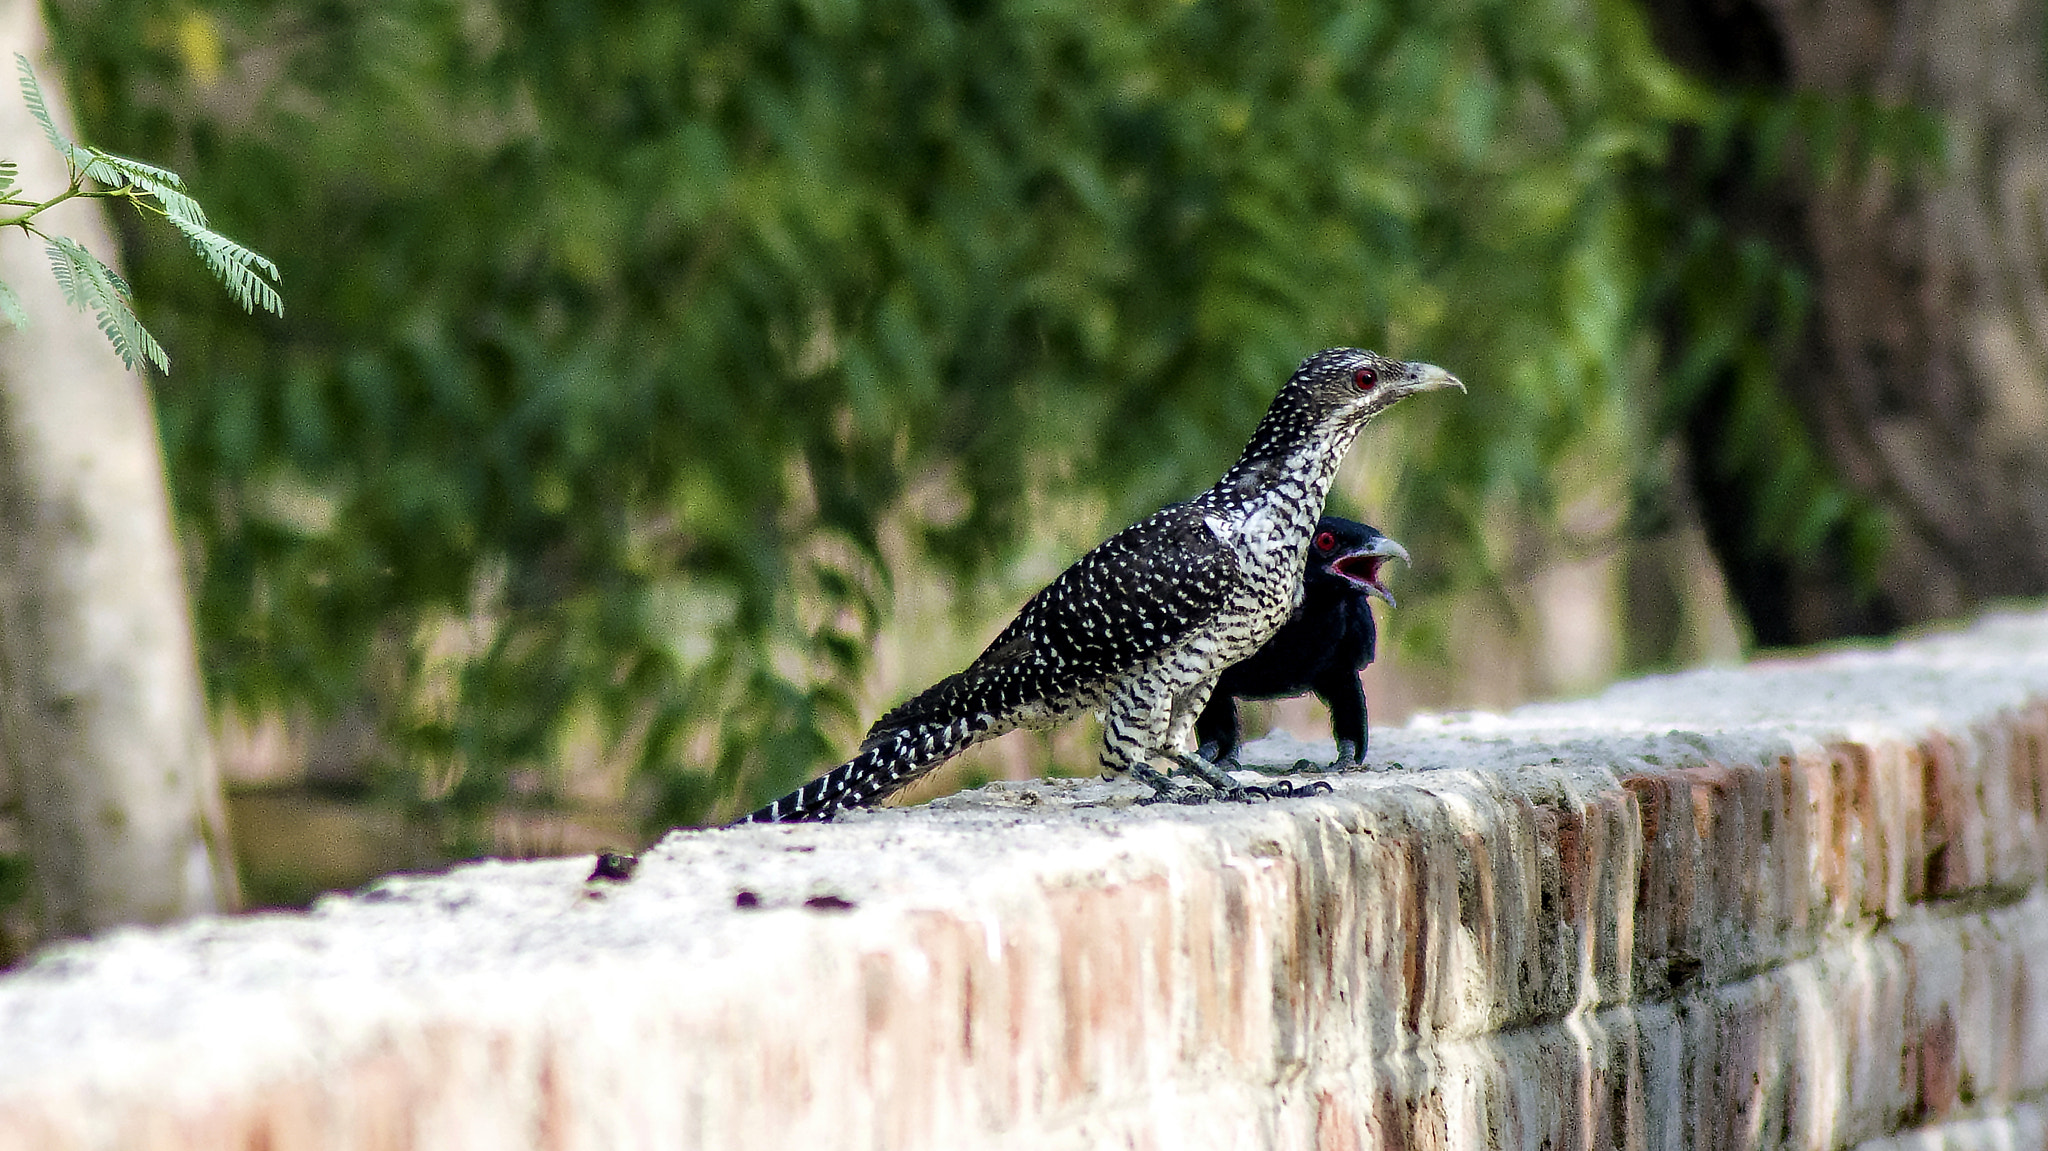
left=734, top=714, right=981, bottom=824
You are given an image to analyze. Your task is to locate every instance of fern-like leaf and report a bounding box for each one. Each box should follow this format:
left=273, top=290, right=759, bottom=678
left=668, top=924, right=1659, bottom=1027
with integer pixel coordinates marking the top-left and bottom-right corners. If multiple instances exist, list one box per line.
left=16, top=54, right=67, bottom=159
left=44, top=238, right=83, bottom=307
left=15, top=54, right=116, bottom=185
left=164, top=214, right=283, bottom=316
left=81, top=147, right=278, bottom=314
left=91, top=150, right=207, bottom=227
left=0, top=280, right=25, bottom=330
left=9, top=57, right=278, bottom=369
left=82, top=149, right=184, bottom=191
left=45, top=237, right=169, bottom=372
left=0, top=160, right=18, bottom=200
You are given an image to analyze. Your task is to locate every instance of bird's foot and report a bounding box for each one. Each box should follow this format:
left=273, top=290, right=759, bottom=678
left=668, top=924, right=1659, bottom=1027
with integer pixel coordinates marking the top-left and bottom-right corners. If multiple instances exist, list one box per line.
left=1169, top=752, right=1261, bottom=803
left=1241, top=743, right=1365, bottom=776
left=1137, top=788, right=1217, bottom=806
left=1171, top=752, right=1242, bottom=777
left=1131, top=762, right=1220, bottom=805
left=1222, top=747, right=1348, bottom=797
left=1242, top=779, right=1334, bottom=799
left=1135, top=758, right=1332, bottom=804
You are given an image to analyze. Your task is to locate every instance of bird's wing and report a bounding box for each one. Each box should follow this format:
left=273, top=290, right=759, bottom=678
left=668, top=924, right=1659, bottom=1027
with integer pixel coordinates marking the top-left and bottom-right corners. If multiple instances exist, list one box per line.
left=862, top=503, right=1240, bottom=744
left=1006, top=501, right=1242, bottom=684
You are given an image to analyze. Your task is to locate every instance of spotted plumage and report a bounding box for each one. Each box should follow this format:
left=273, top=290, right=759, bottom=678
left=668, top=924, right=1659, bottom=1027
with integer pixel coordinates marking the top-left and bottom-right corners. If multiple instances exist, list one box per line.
left=738, top=349, right=1462, bottom=823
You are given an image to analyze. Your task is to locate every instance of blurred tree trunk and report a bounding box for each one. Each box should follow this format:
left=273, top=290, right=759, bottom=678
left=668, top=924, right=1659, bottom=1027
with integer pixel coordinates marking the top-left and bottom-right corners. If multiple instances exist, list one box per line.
left=1652, top=0, right=2048, bottom=644
left=0, top=6, right=238, bottom=941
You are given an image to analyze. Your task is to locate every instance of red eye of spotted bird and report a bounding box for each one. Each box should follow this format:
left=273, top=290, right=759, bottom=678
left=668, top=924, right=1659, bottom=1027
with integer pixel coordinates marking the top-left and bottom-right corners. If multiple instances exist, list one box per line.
left=1315, top=531, right=1336, bottom=552
left=1353, top=366, right=1378, bottom=390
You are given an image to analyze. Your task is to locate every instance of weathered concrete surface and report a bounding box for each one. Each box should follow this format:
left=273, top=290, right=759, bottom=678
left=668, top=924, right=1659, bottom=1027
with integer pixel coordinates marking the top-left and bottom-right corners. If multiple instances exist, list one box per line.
left=4, top=611, right=2048, bottom=1149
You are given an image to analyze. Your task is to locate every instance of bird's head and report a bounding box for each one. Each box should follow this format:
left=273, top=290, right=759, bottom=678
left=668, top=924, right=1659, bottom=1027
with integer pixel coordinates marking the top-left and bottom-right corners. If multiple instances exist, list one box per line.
left=1308, top=518, right=1409, bottom=607
left=1291, top=348, right=1463, bottom=427
left=1223, top=346, right=1463, bottom=494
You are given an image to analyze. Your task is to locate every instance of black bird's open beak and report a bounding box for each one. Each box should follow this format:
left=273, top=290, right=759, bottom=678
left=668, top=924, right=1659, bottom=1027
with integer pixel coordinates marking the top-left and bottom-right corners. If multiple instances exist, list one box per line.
left=1327, top=535, right=1409, bottom=607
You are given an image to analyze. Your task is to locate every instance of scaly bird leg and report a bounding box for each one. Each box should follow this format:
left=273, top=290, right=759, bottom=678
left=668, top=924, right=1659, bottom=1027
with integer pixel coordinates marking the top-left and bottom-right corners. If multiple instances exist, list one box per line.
left=1130, top=761, right=1209, bottom=805
left=1170, top=751, right=1257, bottom=802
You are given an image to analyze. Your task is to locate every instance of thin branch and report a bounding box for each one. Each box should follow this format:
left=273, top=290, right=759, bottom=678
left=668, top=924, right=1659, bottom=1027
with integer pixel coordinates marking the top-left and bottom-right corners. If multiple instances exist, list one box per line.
left=0, top=182, right=89, bottom=231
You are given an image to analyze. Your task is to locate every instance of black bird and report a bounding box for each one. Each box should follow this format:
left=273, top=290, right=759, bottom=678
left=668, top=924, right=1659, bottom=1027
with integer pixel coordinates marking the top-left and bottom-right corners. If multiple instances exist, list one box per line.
left=738, top=349, right=1462, bottom=823
left=1193, top=517, right=1406, bottom=772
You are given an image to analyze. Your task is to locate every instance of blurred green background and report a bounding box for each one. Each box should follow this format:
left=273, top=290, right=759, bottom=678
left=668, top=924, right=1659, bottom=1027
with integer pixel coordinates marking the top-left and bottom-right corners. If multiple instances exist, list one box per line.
left=18, top=0, right=2015, bottom=913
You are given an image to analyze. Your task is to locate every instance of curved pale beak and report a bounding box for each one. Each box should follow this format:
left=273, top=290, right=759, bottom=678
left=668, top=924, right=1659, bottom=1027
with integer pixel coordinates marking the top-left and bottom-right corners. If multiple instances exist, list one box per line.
left=1402, top=362, right=1464, bottom=395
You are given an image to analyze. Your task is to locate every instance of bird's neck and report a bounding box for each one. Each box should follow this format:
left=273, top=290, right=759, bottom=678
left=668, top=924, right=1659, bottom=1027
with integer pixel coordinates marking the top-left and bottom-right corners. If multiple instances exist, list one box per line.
left=1195, top=411, right=1366, bottom=601
left=1212, top=411, right=1364, bottom=514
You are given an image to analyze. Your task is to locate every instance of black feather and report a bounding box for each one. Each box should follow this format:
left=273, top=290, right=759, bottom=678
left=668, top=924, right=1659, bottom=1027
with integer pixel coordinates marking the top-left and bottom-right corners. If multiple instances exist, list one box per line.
left=1194, top=517, right=1401, bottom=768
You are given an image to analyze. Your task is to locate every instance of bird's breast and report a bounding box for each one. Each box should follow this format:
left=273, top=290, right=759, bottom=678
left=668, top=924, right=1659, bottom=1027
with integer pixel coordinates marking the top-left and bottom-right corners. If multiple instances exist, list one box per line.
left=1205, top=488, right=1312, bottom=559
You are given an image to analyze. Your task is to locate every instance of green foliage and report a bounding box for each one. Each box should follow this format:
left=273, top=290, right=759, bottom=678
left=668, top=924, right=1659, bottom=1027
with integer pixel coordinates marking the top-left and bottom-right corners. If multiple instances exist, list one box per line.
left=1, top=54, right=280, bottom=372
left=87, top=147, right=283, bottom=316
left=45, top=232, right=166, bottom=371
left=1637, top=84, right=1944, bottom=600
left=49, top=0, right=1850, bottom=831
left=0, top=279, right=24, bottom=330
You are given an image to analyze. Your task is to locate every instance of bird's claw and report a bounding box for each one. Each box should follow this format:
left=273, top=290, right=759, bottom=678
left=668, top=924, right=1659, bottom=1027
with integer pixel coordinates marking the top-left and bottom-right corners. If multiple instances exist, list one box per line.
left=1172, top=752, right=1263, bottom=800
left=1140, top=754, right=1340, bottom=805
left=1243, top=779, right=1334, bottom=799
left=1136, top=782, right=1247, bottom=806
left=1134, top=762, right=1221, bottom=806
left=1137, top=777, right=1329, bottom=803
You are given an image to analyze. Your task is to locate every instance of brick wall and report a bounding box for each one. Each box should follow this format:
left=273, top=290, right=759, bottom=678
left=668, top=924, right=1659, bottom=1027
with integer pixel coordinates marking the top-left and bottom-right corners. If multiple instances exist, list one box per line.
left=4, top=611, right=2048, bottom=1150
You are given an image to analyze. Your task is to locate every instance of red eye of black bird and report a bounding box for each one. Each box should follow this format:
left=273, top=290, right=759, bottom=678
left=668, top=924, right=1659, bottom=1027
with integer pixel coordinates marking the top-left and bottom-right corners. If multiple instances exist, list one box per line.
left=1353, top=366, right=1378, bottom=391
left=1315, top=531, right=1336, bottom=552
